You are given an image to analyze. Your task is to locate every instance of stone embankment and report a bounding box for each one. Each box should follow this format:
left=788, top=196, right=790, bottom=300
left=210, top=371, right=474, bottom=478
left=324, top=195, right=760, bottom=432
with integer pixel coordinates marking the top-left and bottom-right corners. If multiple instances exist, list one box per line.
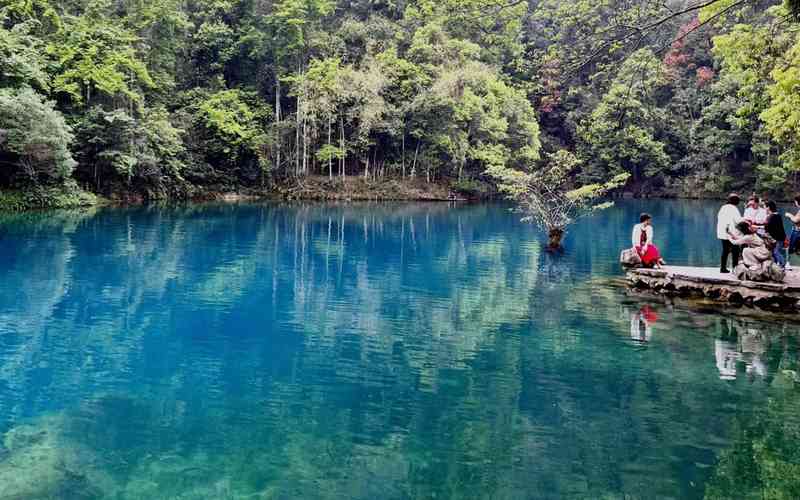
left=627, top=266, right=800, bottom=312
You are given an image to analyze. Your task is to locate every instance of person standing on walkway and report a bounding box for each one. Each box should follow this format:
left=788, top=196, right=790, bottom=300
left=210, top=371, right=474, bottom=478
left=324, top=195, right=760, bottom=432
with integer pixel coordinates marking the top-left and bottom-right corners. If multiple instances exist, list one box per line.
left=785, top=196, right=800, bottom=266
left=766, top=201, right=787, bottom=268
left=744, top=196, right=768, bottom=234
left=717, top=193, right=742, bottom=274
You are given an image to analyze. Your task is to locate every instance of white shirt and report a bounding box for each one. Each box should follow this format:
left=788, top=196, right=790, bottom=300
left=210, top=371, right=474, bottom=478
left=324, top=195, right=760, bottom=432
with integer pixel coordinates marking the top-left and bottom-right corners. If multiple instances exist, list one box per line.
left=632, top=223, right=653, bottom=248
left=744, top=207, right=768, bottom=225
left=717, top=204, right=742, bottom=240
left=630, top=313, right=652, bottom=342
left=715, top=339, right=739, bottom=380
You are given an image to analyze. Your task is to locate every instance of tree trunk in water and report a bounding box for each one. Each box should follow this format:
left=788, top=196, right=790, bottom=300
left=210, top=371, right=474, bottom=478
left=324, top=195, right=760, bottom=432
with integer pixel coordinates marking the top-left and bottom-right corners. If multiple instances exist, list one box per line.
left=548, top=228, right=564, bottom=250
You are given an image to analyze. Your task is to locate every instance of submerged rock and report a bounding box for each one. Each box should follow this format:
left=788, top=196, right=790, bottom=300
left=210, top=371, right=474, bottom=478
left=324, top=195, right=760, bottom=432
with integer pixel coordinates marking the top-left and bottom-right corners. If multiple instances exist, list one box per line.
left=0, top=415, right=116, bottom=499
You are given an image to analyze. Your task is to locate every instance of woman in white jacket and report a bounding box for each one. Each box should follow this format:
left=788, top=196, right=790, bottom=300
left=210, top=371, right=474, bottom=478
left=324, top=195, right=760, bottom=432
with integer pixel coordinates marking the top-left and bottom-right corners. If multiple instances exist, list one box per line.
left=632, top=213, right=664, bottom=268
left=717, top=193, right=742, bottom=273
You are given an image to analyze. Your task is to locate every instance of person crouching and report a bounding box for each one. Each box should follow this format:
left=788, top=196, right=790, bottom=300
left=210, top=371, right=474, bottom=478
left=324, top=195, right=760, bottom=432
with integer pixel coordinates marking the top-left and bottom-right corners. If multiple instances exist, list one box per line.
left=728, top=221, right=772, bottom=271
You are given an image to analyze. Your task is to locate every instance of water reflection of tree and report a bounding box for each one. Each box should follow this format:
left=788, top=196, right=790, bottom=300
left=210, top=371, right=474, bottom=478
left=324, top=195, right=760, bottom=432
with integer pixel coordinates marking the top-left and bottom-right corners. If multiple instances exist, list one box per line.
left=524, top=282, right=800, bottom=498
left=0, top=203, right=544, bottom=498
left=704, top=393, right=800, bottom=500
left=1, top=203, right=799, bottom=499
left=701, top=320, right=800, bottom=500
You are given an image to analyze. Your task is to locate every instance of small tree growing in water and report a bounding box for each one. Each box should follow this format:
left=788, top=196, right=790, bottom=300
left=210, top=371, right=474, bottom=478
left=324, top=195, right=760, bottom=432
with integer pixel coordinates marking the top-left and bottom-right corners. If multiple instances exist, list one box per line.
left=487, top=150, right=629, bottom=250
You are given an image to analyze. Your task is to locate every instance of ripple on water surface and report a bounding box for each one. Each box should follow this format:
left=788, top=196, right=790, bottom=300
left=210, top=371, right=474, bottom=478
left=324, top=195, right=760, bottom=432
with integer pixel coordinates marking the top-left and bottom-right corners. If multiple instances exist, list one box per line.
left=0, top=201, right=798, bottom=499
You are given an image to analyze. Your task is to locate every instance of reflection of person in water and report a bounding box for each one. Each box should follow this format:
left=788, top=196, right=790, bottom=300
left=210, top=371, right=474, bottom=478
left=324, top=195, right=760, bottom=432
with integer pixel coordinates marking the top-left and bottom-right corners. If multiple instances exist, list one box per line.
left=740, top=327, right=768, bottom=378
left=715, top=319, right=769, bottom=380
left=630, top=306, right=658, bottom=343
left=715, top=339, right=739, bottom=380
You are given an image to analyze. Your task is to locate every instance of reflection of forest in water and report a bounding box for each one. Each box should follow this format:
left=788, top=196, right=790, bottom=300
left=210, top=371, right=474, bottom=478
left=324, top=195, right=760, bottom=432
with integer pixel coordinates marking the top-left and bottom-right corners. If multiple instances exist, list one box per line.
left=0, top=202, right=798, bottom=499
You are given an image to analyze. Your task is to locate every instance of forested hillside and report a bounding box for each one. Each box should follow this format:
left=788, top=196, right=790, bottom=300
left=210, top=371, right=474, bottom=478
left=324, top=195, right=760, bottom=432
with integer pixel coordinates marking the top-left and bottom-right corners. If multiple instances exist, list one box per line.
left=0, top=0, right=798, bottom=207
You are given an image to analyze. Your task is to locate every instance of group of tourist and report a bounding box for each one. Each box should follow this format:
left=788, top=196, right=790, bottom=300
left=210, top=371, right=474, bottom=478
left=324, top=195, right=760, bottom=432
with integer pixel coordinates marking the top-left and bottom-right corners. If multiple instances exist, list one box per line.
left=629, top=193, right=800, bottom=280
left=716, top=193, right=797, bottom=276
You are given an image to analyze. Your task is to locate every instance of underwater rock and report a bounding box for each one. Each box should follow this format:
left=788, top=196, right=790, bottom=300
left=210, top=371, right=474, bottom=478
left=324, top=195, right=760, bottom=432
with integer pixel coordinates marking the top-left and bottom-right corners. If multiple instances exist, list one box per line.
left=0, top=415, right=116, bottom=499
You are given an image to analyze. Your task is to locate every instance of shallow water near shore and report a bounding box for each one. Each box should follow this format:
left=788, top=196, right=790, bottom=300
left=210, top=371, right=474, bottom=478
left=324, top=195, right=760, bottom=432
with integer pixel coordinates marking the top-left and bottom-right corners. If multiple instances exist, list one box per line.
left=0, top=200, right=799, bottom=499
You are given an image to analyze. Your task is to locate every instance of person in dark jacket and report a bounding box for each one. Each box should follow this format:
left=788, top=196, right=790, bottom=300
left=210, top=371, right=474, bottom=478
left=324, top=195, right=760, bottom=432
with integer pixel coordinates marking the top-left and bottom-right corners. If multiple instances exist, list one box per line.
left=766, top=201, right=787, bottom=268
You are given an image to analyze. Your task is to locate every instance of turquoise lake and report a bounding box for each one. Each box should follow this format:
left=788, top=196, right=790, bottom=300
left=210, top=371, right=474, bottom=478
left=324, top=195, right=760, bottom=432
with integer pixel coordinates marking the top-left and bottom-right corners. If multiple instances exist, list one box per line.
left=1, top=200, right=799, bottom=499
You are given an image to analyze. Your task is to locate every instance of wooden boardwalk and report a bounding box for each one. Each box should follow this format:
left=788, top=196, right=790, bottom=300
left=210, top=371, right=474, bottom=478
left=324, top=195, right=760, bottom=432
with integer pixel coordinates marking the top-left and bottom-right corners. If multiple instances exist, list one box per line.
left=627, top=265, right=800, bottom=311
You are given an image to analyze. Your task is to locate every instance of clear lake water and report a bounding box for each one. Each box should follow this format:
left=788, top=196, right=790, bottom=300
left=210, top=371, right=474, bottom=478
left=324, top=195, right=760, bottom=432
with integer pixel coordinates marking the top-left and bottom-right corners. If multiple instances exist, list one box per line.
left=0, top=200, right=799, bottom=499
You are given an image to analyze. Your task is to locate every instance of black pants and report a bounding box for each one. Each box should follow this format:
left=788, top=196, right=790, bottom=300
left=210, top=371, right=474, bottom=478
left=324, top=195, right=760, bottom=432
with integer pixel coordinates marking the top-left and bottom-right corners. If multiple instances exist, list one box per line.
left=720, top=239, right=740, bottom=271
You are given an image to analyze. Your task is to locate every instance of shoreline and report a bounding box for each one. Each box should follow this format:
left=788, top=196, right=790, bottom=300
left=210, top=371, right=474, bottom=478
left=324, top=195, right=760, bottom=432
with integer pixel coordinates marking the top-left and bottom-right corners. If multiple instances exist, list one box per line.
left=0, top=176, right=480, bottom=212
left=0, top=180, right=793, bottom=212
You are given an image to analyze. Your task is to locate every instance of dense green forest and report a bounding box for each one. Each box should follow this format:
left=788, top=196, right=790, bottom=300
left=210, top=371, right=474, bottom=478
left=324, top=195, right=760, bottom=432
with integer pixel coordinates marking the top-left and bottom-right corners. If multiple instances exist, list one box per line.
left=0, top=0, right=799, bottom=207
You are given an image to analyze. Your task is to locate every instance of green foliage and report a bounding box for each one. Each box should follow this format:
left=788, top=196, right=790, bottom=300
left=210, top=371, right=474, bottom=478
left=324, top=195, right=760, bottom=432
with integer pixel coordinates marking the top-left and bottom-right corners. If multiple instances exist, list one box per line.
left=315, top=143, right=344, bottom=163
left=411, top=59, right=540, bottom=180
left=0, top=180, right=96, bottom=210
left=72, top=106, right=186, bottom=194
left=192, top=89, right=270, bottom=178
left=293, top=57, right=345, bottom=153
left=376, top=47, right=431, bottom=102
left=791, top=0, right=800, bottom=20
left=46, top=12, right=154, bottom=106
left=711, top=22, right=782, bottom=126
left=699, top=0, right=743, bottom=23
left=191, top=19, right=237, bottom=83
left=0, top=19, right=49, bottom=90
left=760, top=37, right=800, bottom=185
left=0, top=86, right=75, bottom=182
left=0, top=0, right=798, bottom=205
left=451, top=177, right=492, bottom=196
left=0, top=0, right=61, bottom=33
left=578, top=49, right=670, bottom=183
left=487, top=148, right=628, bottom=239
left=708, top=8, right=800, bottom=195
left=267, top=0, right=335, bottom=62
